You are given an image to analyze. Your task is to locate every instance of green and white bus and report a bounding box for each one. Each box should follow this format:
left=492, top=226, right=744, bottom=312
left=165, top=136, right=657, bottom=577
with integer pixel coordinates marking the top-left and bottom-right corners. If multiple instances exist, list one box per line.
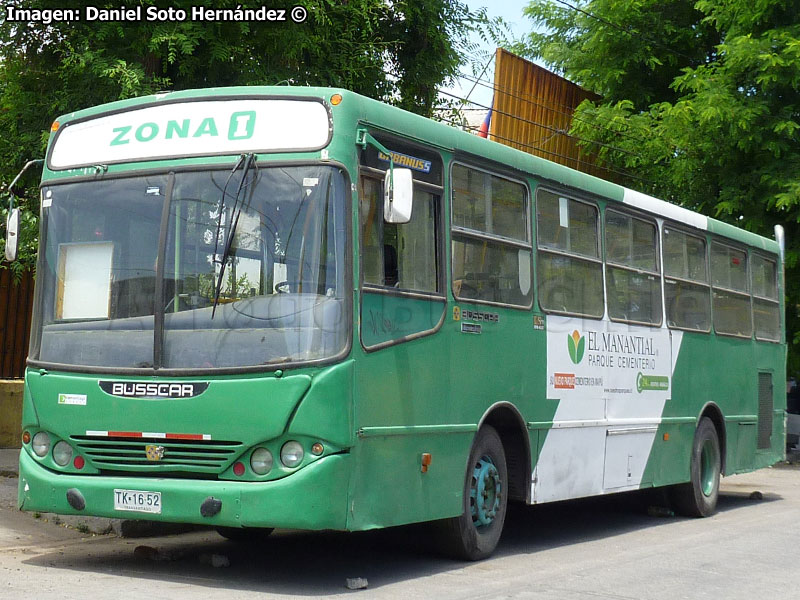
left=8, top=87, right=786, bottom=560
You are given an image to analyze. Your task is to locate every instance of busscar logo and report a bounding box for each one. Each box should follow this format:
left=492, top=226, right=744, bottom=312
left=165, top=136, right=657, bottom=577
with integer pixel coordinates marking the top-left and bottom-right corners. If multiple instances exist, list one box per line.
left=567, top=330, right=586, bottom=364
left=98, top=381, right=209, bottom=398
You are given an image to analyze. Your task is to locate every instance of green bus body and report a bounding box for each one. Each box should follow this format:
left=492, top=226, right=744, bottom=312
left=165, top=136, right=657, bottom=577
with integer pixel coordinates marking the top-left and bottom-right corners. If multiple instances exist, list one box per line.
left=17, top=87, right=785, bottom=545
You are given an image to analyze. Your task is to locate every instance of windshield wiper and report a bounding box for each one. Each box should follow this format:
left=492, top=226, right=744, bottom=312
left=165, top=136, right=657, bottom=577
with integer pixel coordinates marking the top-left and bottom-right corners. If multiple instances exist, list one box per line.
left=212, top=153, right=257, bottom=318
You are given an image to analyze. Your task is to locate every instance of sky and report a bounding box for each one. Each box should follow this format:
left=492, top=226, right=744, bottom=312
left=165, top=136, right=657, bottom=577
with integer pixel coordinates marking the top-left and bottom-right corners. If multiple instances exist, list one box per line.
left=445, top=0, right=535, bottom=111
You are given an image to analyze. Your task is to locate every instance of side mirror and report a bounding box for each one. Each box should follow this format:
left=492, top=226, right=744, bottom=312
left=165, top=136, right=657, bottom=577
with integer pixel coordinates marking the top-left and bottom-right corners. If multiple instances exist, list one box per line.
left=3, top=159, right=44, bottom=263
left=4, top=207, right=19, bottom=262
left=384, top=168, right=413, bottom=224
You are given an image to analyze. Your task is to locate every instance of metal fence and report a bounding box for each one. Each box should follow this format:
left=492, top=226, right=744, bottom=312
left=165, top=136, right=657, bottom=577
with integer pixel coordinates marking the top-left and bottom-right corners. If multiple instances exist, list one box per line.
left=0, top=269, right=34, bottom=379
left=490, top=49, right=607, bottom=179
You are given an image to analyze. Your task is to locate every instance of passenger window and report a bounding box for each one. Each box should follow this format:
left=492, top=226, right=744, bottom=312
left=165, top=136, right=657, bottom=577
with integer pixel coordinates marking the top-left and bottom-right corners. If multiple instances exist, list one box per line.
left=663, top=227, right=711, bottom=332
left=751, top=254, right=780, bottom=341
left=360, top=177, right=439, bottom=293
left=537, top=193, right=599, bottom=259
left=536, top=190, right=603, bottom=317
left=711, top=242, right=752, bottom=337
left=451, top=164, right=531, bottom=306
left=605, top=211, right=661, bottom=325
left=711, top=244, right=748, bottom=292
left=452, top=164, right=527, bottom=241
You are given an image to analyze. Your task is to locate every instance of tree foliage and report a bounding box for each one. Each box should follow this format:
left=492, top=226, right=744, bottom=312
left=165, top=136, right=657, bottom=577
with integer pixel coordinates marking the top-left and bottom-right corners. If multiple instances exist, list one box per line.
left=0, top=0, right=484, bottom=269
left=519, top=0, right=800, bottom=374
left=515, top=0, right=720, bottom=108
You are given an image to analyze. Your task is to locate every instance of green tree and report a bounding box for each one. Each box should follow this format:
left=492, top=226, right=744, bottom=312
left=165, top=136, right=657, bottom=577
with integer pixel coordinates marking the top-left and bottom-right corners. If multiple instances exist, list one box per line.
left=519, top=0, right=800, bottom=374
left=515, top=0, right=720, bottom=108
left=0, top=0, right=483, bottom=268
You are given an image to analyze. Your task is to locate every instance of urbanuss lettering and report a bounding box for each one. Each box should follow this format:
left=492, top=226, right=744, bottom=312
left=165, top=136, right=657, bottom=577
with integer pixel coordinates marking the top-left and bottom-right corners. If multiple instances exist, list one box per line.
left=110, top=110, right=256, bottom=146
left=99, top=381, right=209, bottom=398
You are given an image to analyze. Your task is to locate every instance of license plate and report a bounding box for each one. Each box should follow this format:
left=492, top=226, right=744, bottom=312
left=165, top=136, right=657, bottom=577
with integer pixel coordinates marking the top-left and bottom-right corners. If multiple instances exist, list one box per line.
left=113, top=489, right=162, bottom=514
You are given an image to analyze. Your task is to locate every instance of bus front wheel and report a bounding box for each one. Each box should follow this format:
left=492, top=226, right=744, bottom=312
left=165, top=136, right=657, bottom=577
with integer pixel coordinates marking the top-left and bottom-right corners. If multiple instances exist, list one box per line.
left=438, top=425, right=508, bottom=560
left=670, top=417, right=721, bottom=517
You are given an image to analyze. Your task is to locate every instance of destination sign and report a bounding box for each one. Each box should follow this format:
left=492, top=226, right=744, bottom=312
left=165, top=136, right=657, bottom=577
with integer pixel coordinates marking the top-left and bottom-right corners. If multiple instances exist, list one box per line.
left=48, top=98, right=331, bottom=169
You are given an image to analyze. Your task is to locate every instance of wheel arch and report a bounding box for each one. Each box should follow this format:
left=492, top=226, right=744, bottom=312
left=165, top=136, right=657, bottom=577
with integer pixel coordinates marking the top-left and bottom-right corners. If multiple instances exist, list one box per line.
left=699, top=401, right=727, bottom=474
left=477, top=402, right=531, bottom=503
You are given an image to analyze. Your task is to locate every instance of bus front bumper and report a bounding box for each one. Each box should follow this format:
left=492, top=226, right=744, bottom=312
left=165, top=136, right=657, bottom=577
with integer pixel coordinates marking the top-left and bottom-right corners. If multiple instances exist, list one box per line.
left=17, top=449, right=350, bottom=530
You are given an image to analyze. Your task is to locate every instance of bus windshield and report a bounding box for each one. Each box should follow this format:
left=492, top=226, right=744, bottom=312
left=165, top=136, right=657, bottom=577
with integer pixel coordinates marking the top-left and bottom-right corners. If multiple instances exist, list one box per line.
left=32, top=165, right=349, bottom=370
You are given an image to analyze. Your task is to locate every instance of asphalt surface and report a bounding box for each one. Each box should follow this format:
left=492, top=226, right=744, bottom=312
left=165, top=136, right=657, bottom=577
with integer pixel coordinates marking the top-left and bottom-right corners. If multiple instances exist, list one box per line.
left=1, top=448, right=799, bottom=599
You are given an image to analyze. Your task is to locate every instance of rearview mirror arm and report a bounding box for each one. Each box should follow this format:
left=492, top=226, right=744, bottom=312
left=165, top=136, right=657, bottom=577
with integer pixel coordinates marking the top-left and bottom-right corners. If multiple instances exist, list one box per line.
left=356, top=128, right=395, bottom=201
left=5, top=158, right=44, bottom=212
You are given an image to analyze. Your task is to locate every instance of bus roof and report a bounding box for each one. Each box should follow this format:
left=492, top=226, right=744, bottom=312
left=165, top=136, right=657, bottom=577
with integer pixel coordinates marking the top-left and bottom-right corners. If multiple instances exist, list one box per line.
left=51, top=85, right=779, bottom=254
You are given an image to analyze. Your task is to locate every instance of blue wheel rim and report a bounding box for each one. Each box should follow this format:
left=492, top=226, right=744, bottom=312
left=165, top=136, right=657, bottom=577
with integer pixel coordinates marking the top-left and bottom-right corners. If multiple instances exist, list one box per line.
left=470, top=455, right=502, bottom=528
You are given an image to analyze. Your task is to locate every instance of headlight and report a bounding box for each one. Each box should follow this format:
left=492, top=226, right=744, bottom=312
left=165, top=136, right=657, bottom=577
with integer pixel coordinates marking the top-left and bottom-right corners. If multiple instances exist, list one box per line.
left=250, top=447, right=273, bottom=475
left=53, top=441, right=73, bottom=466
left=280, top=441, right=304, bottom=468
left=32, top=432, right=51, bottom=457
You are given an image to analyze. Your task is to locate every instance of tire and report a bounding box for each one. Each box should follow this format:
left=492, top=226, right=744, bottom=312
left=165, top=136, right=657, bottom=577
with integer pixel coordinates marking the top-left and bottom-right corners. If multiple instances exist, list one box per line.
left=216, top=526, right=274, bottom=543
left=437, top=425, right=508, bottom=561
left=670, top=417, right=721, bottom=517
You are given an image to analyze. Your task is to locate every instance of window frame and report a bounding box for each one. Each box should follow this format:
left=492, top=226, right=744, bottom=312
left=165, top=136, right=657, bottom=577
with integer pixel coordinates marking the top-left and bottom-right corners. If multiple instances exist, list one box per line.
left=29, top=160, right=355, bottom=377
left=603, top=207, right=663, bottom=327
left=661, top=223, right=712, bottom=333
left=358, top=165, right=446, bottom=300
left=750, top=251, right=781, bottom=343
left=535, top=187, right=604, bottom=319
left=449, top=160, right=533, bottom=310
left=710, top=239, right=753, bottom=339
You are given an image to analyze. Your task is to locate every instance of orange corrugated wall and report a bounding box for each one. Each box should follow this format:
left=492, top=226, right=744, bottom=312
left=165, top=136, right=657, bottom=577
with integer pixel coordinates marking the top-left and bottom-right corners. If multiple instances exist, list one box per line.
left=489, top=48, right=605, bottom=178
left=0, top=269, right=34, bottom=379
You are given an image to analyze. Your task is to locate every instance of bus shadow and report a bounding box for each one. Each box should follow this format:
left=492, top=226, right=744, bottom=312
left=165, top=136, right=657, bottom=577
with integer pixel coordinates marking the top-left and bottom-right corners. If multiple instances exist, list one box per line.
left=22, top=488, right=779, bottom=596
left=496, top=487, right=779, bottom=558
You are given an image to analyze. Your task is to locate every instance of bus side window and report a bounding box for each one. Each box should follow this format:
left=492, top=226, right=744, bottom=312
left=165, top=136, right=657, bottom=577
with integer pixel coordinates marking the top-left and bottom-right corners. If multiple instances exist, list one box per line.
left=663, top=226, right=711, bottom=332
left=711, top=242, right=752, bottom=337
left=451, top=164, right=531, bottom=306
left=751, top=254, right=780, bottom=341
left=605, top=210, right=661, bottom=326
left=359, top=175, right=439, bottom=293
left=536, top=190, right=603, bottom=317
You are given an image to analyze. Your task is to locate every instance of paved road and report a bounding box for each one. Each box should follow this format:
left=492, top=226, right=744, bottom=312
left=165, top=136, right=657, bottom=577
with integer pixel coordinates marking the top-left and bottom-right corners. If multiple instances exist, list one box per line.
left=0, top=458, right=798, bottom=599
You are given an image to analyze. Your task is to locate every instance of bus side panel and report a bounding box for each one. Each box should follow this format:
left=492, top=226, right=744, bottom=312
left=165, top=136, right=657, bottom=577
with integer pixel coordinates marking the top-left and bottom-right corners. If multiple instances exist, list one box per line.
left=349, top=328, right=466, bottom=530
left=349, top=305, right=540, bottom=530
left=534, top=316, right=671, bottom=502
left=754, top=340, right=786, bottom=468
left=643, top=331, right=711, bottom=487
left=643, top=331, right=784, bottom=486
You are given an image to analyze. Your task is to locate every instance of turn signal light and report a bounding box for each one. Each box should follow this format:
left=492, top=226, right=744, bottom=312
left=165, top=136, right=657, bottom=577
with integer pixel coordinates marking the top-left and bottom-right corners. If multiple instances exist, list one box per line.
left=73, top=456, right=85, bottom=470
left=421, top=453, right=432, bottom=473
left=51, top=121, right=60, bottom=132
left=22, top=431, right=31, bottom=444
left=330, top=94, right=343, bottom=106
left=233, top=462, right=245, bottom=476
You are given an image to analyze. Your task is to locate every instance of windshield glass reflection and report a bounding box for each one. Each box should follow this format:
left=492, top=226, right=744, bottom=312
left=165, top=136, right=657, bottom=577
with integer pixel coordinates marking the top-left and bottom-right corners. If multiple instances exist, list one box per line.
left=33, top=166, right=349, bottom=370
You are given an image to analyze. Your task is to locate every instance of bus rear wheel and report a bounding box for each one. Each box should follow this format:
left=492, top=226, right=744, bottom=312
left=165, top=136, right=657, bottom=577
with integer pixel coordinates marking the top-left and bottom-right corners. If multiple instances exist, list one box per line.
left=438, top=425, right=508, bottom=560
left=670, top=417, right=721, bottom=517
